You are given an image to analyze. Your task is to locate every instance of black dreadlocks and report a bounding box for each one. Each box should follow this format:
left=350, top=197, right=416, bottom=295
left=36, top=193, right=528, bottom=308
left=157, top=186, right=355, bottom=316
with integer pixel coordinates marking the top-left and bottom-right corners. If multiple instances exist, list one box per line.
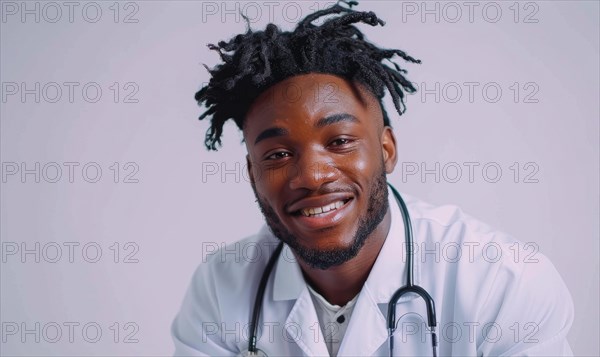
left=196, top=0, right=420, bottom=151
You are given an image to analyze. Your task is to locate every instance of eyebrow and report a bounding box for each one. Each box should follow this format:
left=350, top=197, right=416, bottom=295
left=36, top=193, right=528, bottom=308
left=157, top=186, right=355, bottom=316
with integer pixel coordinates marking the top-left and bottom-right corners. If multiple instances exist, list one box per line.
left=315, top=113, right=359, bottom=128
left=253, top=113, right=358, bottom=145
left=254, top=127, right=289, bottom=145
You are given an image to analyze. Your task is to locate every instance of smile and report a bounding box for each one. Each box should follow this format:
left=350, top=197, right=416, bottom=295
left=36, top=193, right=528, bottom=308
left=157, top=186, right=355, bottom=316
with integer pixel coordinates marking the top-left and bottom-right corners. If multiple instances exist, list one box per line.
left=300, top=200, right=347, bottom=217
left=288, top=196, right=354, bottom=231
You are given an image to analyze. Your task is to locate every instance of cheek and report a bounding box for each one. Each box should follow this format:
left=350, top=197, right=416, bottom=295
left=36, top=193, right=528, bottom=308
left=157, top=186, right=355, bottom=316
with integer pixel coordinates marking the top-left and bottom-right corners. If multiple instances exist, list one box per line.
left=342, top=146, right=381, bottom=179
left=251, top=165, right=287, bottom=199
left=351, top=157, right=369, bottom=173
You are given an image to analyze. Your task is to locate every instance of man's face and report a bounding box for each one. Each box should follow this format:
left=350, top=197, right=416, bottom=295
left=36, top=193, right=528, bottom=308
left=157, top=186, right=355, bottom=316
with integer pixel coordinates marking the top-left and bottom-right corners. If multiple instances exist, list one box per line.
left=244, top=73, right=398, bottom=269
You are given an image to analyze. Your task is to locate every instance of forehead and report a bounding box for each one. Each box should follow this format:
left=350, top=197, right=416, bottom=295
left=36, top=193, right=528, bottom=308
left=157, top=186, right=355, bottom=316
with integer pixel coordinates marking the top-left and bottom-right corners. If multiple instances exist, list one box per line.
left=243, top=73, right=382, bottom=134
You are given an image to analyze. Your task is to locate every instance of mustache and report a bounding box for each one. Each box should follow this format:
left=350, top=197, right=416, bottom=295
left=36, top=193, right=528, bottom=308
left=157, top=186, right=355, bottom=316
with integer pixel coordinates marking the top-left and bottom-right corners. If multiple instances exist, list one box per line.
left=285, top=184, right=357, bottom=211
left=251, top=181, right=356, bottom=211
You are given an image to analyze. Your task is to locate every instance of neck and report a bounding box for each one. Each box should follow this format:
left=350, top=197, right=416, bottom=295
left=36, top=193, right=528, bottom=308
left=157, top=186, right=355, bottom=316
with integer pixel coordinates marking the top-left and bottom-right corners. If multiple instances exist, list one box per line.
left=296, top=209, right=392, bottom=306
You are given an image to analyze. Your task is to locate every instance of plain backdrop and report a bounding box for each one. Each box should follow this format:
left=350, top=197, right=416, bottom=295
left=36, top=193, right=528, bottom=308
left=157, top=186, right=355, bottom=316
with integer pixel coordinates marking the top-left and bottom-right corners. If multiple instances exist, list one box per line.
left=1, top=0, right=598, bottom=355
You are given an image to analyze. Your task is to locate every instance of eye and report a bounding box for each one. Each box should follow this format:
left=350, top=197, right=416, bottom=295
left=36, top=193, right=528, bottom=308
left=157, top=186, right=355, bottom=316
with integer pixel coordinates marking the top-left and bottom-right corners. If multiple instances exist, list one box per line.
left=266, top=151, right=291, bottom=160
left=329, top=138, right=354, bottom=147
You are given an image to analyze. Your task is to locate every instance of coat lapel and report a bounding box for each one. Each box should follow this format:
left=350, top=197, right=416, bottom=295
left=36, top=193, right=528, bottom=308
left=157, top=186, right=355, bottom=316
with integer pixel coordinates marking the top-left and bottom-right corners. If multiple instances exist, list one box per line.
left=337, top=288, right=389, bottom=356
left=284, top=287, right=330, bottom=356
left=273, top=244, right=330, bottom=356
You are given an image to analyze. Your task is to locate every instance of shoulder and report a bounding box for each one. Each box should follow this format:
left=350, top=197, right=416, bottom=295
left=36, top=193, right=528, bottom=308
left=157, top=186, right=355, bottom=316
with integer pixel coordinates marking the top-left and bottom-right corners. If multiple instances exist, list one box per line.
left=402, top=191, right=538, bottom=262
left=400, top=192, right=574, bottom=354
left=188, top=225, right=279, bottom=315
left=402, top=191, right=501, bottom=238
left=172, top=226, right=279, bottom=353
left=402, top=192, right=570, bottom=289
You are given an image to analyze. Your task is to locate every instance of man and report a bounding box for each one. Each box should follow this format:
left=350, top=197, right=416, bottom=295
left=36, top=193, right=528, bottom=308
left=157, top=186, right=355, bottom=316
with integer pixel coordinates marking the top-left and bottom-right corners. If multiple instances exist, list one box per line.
left=172, top=2, right=574, bottom=355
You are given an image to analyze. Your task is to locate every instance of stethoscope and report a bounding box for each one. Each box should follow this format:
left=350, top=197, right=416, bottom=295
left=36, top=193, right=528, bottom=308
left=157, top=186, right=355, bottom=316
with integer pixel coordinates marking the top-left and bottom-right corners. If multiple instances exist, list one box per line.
left=245, top=183, right=437, bottom=356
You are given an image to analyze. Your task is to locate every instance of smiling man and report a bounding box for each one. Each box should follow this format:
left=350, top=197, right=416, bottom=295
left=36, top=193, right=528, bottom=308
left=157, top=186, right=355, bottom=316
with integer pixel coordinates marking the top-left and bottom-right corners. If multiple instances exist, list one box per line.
left=172, top=2, right=574, bottom=356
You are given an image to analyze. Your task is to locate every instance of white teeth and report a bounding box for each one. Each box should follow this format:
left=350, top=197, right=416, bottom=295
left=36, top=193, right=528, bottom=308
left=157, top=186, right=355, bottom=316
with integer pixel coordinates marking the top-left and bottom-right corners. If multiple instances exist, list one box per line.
left=300, top=200, right=345, bottom=217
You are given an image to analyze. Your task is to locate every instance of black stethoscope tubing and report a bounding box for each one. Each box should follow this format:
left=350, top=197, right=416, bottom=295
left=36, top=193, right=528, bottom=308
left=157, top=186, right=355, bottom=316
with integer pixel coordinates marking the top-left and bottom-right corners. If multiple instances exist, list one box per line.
left=247, top=183, right=437, bottom=356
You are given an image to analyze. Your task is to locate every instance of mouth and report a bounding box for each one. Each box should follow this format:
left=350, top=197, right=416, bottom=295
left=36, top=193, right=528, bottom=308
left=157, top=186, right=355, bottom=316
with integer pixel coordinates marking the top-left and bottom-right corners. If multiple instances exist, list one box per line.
left=287, top=195, right=354, bottom=231
left=297, top=199, right=351, bottom=217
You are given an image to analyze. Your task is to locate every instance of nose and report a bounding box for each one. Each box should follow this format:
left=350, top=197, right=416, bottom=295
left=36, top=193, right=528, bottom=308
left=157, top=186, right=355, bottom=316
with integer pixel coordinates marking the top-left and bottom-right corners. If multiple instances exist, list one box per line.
left=288, top=149, right=339, bottom=191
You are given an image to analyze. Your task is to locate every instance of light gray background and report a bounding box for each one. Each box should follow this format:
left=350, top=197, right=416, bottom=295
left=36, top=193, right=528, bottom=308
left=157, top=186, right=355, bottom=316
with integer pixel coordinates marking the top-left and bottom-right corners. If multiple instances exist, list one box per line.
left=1, top=0, right=598, bottom=355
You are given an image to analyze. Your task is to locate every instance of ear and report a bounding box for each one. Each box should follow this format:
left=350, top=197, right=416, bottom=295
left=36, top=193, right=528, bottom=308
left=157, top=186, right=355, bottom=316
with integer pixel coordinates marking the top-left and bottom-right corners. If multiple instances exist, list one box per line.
left=246, top=154, right=255, bottom=183
left=381, top=126, right=398, bottom=174
left=246, top=154, right=254, bottom=183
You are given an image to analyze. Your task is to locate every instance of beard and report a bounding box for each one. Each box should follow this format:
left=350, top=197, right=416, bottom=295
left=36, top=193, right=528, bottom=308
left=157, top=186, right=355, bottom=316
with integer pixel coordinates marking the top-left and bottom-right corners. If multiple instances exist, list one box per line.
left=251, top=168, right=389, bottom=270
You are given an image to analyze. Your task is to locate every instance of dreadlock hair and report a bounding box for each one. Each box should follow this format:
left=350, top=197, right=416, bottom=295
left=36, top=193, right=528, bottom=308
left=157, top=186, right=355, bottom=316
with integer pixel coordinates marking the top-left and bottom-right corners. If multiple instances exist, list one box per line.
left=196, top=0, right=420, bottom=151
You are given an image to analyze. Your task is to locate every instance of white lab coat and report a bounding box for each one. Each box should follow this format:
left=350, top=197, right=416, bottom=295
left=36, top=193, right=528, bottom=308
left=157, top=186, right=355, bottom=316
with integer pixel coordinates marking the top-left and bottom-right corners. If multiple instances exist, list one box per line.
left=171, top=188, right=574, bottom=356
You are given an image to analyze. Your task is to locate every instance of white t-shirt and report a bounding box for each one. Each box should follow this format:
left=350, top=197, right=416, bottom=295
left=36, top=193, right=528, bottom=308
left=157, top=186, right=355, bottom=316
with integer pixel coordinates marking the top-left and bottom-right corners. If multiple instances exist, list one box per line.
left=307, top=284, right=359, bottom=357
